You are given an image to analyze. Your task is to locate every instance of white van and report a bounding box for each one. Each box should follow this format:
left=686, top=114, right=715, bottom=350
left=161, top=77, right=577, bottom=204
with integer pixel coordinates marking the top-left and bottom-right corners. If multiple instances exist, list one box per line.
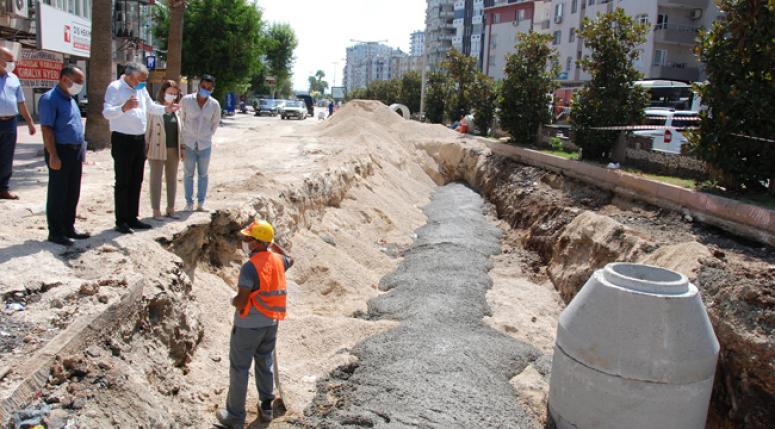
left=633, top=109, right=699, bottom=154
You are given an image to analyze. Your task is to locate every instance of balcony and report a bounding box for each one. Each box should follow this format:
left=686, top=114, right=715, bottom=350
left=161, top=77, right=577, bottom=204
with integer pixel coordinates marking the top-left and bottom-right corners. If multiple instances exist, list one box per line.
left=650, top=64, right=700, bottom=82
left=653, top=24, right=700, bottom=45
left=658, top=0, right=708, bottom=9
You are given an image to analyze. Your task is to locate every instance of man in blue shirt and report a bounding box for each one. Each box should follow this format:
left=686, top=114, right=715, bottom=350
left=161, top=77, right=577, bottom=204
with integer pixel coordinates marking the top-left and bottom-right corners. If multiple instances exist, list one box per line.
left=0, top=47, right=37, bottom=200
left=39, top=66, right=89, bottom=246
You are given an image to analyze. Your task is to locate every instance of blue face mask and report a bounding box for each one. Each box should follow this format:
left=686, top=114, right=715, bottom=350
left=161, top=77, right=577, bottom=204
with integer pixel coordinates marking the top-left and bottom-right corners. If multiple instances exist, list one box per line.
left=198, top=88, right=212, bottom=98
left=134, top=81, right=146, bottom=91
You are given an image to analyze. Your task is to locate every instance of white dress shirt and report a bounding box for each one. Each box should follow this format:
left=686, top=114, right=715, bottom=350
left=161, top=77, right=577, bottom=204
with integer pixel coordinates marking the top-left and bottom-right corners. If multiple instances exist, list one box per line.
left=180, top=94, right=221, bottom=150
left=102, top=77, right=166, bottom=135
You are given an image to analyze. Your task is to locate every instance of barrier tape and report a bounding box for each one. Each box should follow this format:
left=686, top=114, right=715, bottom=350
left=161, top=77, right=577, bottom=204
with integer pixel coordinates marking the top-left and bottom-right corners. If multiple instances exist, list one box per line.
left=588, top=125, right=698, bottom=131
left=731, top=133, right=775, bottom=143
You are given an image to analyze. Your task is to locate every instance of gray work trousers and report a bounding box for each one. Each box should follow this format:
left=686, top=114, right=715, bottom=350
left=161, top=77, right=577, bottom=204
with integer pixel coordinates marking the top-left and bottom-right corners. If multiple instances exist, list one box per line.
left=226, top=325, right=277, bottom=422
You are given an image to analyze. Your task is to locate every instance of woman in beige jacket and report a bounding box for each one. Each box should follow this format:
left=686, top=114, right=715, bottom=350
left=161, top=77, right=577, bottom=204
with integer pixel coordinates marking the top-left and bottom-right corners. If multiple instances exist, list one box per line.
left=146, top=80, right=183, bottom=219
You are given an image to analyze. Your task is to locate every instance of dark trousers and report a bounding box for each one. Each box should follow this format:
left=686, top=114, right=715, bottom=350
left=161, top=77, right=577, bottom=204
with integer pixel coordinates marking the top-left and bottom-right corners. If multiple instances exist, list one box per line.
left=45, top=144, right=83, bottom=236
left=0, top=118, right=18, bottom=192
left=111, top=132, right=146, bottom=225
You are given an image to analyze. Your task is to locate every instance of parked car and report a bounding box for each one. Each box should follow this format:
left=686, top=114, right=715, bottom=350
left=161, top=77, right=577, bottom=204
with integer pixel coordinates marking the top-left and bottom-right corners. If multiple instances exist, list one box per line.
left=633, top=109, right=699, bottom=154
left=256, top=99, right=280, bottom=116
left=280, top=100, right=308, bottom=120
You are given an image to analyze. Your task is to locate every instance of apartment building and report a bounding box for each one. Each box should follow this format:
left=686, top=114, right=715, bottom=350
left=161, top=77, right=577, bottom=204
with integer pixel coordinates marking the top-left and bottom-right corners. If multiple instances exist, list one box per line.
left=550, top=0, right=719, bottom=84
left=410, top=31, right=426, bottom=56
left=343, top=42, right=404, bottom=92
left=425, top=0, right=456, bottom=70
left=480, top=1, right=552, bottom=80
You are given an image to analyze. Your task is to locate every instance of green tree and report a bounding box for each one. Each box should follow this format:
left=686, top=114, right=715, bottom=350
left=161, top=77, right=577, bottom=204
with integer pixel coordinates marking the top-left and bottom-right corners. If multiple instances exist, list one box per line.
left=571, top=8, right=649, bottom=161
left=470, top=72, right=497, bottom=136
left=692, top=0, right=775, bottom=191
left=264, top=23, right=298, bottom=97
left=442, top=49, right=477, bottom=121
left=400, top=71, right=422, bottom=114
left=346, top=88, right=367, bottom=101
left=425, top=71, right=450, bottom=124
left=308, top=70, right=328, bottom=94
left=500, top=32, right=559, bottom=144
left=180, top=0, right=265, bottom=99
left=365, top=79, right=402, bottom=105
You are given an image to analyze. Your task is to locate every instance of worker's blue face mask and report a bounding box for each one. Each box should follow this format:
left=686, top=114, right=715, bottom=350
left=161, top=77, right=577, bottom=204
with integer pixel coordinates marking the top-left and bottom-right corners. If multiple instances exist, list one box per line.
left=198, top=88, right=212, bottom=98
left=134, top=81, right=146, bottom=91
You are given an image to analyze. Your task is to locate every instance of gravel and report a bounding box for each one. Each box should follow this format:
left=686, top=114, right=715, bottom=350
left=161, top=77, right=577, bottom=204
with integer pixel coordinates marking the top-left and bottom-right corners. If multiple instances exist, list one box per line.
left=299, top=183, right=541, bottom=428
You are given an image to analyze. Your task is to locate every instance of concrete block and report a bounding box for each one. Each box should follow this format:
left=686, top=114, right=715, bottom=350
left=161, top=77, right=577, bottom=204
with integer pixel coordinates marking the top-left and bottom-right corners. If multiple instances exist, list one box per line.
left=548, top=263, right=719, bottom=429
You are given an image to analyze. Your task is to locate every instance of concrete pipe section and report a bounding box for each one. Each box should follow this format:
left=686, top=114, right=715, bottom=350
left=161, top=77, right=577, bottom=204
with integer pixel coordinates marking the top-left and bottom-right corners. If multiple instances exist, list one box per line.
left=548, top=262, right=719, bottom=429
left=389, top=103, right=410, bottom=119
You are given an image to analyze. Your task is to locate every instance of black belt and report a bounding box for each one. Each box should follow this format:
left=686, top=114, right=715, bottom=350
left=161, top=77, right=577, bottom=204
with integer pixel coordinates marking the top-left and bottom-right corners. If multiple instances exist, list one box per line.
left=112, top=131, right=144, bottom=140
left=0, top=116, right=16, bottom=121
left=56, top=143, right=83, bottom=150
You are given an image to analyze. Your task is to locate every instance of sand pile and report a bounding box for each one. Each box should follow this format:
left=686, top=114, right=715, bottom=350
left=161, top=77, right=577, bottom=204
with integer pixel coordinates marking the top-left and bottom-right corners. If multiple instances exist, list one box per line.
left=319, top=99, right=459, bottom=144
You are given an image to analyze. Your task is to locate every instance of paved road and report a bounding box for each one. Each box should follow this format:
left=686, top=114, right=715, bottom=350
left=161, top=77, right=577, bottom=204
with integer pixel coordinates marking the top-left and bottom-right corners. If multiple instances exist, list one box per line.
left=298, top=183, right=541, bottom=428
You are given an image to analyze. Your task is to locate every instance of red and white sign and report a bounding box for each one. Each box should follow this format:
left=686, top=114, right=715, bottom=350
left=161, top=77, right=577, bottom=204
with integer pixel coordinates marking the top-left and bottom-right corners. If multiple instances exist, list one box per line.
left=15, top=49, right=64, bottom=88
left=37, top=2, right=91, bottom=57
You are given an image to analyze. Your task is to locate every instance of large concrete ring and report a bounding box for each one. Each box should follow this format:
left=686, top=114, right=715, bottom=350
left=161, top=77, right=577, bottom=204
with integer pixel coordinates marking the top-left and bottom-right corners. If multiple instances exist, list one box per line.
left=548, top=262, right=719, bottom=429
left=389, top=103, right=410, bottom=119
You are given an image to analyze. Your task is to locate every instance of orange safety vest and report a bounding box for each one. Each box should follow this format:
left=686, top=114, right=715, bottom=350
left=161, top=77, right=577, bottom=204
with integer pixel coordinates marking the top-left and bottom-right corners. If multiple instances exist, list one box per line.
left=240, top=251, right=288, bottom=320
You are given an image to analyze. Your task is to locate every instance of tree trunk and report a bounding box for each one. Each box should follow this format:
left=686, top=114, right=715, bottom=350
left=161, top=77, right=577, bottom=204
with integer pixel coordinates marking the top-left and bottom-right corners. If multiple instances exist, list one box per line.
left=85, top=0, right=113, bottom=150
left=165, top=0, right=185, bottom=81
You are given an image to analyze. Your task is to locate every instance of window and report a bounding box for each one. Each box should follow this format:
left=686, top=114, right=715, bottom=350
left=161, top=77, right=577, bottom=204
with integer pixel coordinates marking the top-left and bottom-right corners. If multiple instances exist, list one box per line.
left=553, top=31, right=562, bottom=45
left=654, top=49, right=668, bottom=66
left=572, top=0, right=578, bottom=14
left=518, top=9, right=526, bottom=22
left=569, top=28, right=576, bottom=43
left=566, top=56, right=572, bottom=72
left=494, top=13, right=501, bottom=24
left=637, top=14, right=649, bottom=25
left=554, top=3, right=564, bottom=24
left=656, top=14, right=669, bottom=30
left=588, top=0, right=596, bottom=5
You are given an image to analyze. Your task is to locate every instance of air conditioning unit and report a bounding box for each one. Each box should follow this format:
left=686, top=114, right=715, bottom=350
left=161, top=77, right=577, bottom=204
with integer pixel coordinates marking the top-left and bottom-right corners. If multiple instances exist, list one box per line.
left=690, top=8, right=703, bottom=20
left=10, top=0, right=29, bottom=19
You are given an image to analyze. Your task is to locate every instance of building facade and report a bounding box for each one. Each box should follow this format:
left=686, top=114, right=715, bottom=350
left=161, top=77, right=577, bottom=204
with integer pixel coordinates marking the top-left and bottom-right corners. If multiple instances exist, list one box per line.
left=482, top=1, right=536, bottom=80
left=410, top=31, right=425, bottom=56
left=548, top=0, right=718, bottom=84
left=343, top=42, right=401, bottom=93
left=425, top=0, right=456, bottom=70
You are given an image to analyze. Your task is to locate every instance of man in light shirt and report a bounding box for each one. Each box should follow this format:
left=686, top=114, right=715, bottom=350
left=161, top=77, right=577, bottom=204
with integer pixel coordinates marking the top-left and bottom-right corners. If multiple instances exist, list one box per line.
left=180, top=75, right=220, bottom=212
left=102, top=63, right=179, bottom=234
left=0, top=46, right=37, bottom=200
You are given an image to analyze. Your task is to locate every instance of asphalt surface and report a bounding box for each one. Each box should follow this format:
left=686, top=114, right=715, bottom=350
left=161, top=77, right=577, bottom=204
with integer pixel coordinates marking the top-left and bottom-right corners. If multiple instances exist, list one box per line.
left=298, top=183, right=541, bottom=428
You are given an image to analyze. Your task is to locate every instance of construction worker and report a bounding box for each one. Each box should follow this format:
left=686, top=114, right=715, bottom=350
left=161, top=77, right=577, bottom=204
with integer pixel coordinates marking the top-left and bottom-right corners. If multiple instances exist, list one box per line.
left=216, top=219, right=294, bottom=428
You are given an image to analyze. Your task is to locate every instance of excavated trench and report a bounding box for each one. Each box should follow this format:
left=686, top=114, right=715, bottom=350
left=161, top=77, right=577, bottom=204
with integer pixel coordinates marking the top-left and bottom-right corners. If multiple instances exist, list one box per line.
left=7, top=111, right=772, bottom=428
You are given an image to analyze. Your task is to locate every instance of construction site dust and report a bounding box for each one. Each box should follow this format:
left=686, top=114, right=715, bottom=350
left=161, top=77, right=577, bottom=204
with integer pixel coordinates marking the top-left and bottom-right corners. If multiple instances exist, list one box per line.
left=0, top=101, right=773, bottom=428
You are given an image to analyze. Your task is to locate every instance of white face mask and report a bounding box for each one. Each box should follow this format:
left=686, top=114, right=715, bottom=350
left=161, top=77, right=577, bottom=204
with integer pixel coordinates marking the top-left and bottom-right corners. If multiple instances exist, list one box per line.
left=164, top=93, right=177, bottom=103
left=4, top=62, right=15, bottom=73
left=68, top=82, right=83, bottom=96
left=241, top=242, right=252, bottom=256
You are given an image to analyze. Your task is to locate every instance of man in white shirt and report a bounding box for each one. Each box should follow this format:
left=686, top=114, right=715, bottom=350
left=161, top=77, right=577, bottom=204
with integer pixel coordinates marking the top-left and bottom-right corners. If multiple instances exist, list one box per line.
left=102, top=63, right=178, bottom=234
left=180, top=75, right=220, bottom=212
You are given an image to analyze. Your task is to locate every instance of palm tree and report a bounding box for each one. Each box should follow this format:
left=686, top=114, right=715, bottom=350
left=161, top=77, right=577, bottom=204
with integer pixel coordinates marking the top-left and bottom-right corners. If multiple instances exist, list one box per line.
left=165, top=0, right=185, bottom=80
left=85, top=0, right=113, bottom=150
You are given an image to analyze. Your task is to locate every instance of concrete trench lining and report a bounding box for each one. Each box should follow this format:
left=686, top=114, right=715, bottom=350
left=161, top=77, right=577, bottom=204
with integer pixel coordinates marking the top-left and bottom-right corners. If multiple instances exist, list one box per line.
left=298, top=183, right=542, bottom=428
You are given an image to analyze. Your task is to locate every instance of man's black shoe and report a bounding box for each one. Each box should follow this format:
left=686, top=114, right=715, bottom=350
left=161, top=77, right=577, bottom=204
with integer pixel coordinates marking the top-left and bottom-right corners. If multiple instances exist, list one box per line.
left=115, top=223, right=134, bottom=234
left=128, top=220, right=152, bottom=230
left=66, top=230, right=91, bottom=240
left=48, top=235, right=75, bottom=246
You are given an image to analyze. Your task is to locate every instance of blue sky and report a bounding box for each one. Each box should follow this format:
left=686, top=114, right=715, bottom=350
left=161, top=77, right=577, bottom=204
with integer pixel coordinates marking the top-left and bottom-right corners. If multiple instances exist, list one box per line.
left=260, top=0, right=427, bottom=91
